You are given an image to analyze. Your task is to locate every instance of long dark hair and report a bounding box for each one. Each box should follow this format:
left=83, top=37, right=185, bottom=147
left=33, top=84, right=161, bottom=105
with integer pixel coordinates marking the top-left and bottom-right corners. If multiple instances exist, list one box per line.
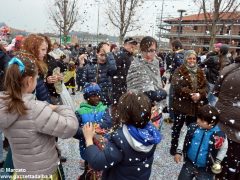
left=2, top=52, right=38, bottom=115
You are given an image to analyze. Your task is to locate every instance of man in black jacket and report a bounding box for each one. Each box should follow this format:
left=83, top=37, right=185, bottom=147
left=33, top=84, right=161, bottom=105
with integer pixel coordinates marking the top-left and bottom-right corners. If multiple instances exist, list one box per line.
left=112, top=37, right=138, bottom=104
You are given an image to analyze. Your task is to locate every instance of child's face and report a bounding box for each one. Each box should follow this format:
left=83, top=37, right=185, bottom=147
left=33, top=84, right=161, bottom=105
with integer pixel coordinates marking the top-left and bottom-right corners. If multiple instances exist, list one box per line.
left=87, top=95, right=100, bottom=106
left=197, top=117, right=214, bottom=130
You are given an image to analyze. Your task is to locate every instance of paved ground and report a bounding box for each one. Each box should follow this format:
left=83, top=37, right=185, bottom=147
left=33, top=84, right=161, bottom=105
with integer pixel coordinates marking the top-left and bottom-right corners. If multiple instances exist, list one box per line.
left=59, top=91, right=183, bottom=180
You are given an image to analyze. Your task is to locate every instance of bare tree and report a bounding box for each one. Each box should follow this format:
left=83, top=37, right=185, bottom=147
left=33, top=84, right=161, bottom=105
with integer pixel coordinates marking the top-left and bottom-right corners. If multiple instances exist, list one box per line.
left=49, top=0, right=79, bottom=44
left=106, top=0, right=143, bottom=44
left=194, top=0, right=240, bottom=50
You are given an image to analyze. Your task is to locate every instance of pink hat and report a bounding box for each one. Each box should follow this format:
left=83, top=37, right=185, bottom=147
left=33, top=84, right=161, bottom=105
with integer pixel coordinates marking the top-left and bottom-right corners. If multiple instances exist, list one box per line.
left=214, top=43, right=222, bottom=48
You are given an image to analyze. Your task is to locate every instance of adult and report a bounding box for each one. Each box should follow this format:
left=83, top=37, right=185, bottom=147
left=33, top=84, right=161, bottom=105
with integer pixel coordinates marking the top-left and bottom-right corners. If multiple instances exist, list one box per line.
left=170, top=50, right=207, bottom=155
left=127, top=36, right=167, bottom=104
left=40, top=34, right=64, bottom=105
left=111, top=37, right=138, bottom=104
left=202, top=43, right=231, bottom=106
left=22, top=34, right=51, bottom=103
left=167, top=40, right=185, bottom=123
left=215, top=56, right=240, bottom=180
left=82, top=42, right=117, bottom=105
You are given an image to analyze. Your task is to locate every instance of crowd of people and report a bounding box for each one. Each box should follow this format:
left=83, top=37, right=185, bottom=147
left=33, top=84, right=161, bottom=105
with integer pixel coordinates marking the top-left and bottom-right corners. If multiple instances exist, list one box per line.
left=0, top=33, right=239, bottom=180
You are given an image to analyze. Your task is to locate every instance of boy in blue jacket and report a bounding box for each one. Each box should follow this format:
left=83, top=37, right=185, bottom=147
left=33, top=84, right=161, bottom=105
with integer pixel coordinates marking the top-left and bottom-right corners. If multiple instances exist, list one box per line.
left=174, top=105, right=228, bottom=180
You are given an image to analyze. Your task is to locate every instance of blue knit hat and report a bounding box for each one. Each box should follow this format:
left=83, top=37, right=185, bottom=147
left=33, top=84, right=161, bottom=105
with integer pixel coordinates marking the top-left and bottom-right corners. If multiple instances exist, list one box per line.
left=83, top=83, right=101, bottom=100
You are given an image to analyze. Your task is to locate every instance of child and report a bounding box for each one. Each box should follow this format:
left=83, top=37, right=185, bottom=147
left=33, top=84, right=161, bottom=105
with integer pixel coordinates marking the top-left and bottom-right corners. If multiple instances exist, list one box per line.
left=82, top=91, right=161, bottom=180
left=64, top=61, right=76, bottom=95
left=0, top=53, right=79, bottom=178
left=75, top=83, right=109, bottom=178
left=174, top=105, right=228, bottom=180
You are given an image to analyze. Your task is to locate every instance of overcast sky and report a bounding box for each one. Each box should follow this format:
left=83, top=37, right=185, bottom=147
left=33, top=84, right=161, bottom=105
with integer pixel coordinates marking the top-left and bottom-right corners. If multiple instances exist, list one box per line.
left=0, top=0, right=200, bottom=38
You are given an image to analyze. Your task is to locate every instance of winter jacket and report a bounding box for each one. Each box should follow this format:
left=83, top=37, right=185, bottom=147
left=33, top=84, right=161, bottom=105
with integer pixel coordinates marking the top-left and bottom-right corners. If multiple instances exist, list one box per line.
left=84, top=123, right=160, bottom=180
left=127, top=56, right=166, bottom=102
left=203, top=52, right=220, bottom=84
left=35, top=74, right=51, bottom=103
left=75, top=102, right=107, bottom=126
left=45, top=55, right=62, bottom=98
left=170, top=50, right=185, bottom=76
left=177, top=123, right=228, bottom=172
left=0, top=50, right=10, bottom=91
left=172, top=64, right=208, bottom=116
left=215, top=57, right=240, bottom=143
left=76, top=66, right=85, bottom=87
left=82, top=52, right=117, bottom=105
left=203, top=51, right=231, bottom=84
left=0, top=93, right=78, bottom=177
left=111, top=48, right=134, bottom=103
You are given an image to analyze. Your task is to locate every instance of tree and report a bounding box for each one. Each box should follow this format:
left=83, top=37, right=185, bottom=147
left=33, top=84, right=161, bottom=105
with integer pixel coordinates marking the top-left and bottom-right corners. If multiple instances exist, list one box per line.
left=49, top=0, right=79, bottom=44
left=106, top=0, right=143, bottom=44
left=194, top=0, right=240, bottom=50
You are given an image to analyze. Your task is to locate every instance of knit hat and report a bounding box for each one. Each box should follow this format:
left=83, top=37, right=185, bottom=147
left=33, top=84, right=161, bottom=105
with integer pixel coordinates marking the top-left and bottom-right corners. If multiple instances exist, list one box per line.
left=83, top=83, right=101, bottom=100
left=214, top=43, right=222, bottom=49
left=184, top=50, right=197, bottom=63
left=220, top=44, right=229, bottom=55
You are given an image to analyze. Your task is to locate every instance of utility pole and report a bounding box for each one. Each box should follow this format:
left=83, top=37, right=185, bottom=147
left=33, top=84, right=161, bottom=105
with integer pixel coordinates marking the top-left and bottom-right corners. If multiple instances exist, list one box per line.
left=158, top=0, right=165, bottom=44
left=60, top=20, right=63, bottom=46
left=97, top=2, right=100, bottom=44
left=177, top=9, right=186, bottom=39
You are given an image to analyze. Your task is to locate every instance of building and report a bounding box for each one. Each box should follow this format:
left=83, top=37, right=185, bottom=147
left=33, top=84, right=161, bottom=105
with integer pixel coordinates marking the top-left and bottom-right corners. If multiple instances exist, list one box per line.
left=161, top=12, right=240, bottom=53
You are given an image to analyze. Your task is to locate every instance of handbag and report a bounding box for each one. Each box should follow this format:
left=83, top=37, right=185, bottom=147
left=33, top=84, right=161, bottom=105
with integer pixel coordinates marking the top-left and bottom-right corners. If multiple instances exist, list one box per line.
left=60, top=84, right=76, bottom=111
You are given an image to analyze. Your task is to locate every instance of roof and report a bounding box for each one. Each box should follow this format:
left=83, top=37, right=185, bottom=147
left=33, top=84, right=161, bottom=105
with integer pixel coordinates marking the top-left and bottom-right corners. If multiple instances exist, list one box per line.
left=164, top=12, right=240, bottom=23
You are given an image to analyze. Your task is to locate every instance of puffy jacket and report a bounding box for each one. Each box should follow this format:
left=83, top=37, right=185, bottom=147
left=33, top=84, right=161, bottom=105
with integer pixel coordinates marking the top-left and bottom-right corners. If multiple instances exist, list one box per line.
left=35, top=74, right=51, bottom=103
left=111, top=48, right=133, bottom=103
left=203, top=52, right=220, bottom=84
left=82, top=52, right=117, bottom=105
left=177, top=123, right=228, bottom=172
left=0, top=93, right=78, bottom=177
left=75, top=102, right=107, bottom=126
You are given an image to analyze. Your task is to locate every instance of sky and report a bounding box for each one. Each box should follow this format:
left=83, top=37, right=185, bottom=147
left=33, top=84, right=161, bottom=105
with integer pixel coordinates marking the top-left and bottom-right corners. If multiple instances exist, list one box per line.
left=0, top=0, right=200, bottom=38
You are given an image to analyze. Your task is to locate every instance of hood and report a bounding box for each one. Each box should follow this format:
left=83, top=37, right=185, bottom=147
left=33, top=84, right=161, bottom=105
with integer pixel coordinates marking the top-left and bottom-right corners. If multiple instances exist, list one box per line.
left=123, top=123, right=161, bottom=153
left=0, top=93, right=34, bottom=129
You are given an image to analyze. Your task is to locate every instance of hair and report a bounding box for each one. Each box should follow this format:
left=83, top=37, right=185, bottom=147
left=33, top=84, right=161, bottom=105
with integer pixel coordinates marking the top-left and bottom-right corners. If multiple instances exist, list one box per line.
left=197, top=105, right=220, bottom=125
left=96, top=42, right=108, bottom=53
left=171, top=39, right=183, bottom=50
left=38, top=34, right=52, bottom=53
left=140, top=36, right=158, bottom=52
left=22, top=34, right=48, bottom=75
left=117, top=91, right=152, bottom=129
left=3, top=52, right=38, bottom=115
left=110, top=44, right=117, bottom=52
left=0, top=44, right=7, bottom=53
left=68, top=61, right=75, bottom=71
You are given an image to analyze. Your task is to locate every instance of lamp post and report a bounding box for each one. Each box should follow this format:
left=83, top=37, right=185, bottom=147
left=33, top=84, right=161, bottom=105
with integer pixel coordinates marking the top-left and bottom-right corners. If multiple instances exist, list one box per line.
left=177, top=9, right=186, bottom=39
left=59, top=20, right=63, bottom=46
